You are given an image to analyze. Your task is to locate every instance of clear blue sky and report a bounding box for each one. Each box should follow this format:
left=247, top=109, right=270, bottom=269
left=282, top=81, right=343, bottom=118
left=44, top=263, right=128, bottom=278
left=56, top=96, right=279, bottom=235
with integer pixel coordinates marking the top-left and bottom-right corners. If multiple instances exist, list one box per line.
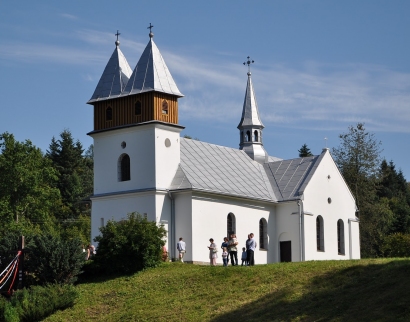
left=1, top=1, right=410, bottom=179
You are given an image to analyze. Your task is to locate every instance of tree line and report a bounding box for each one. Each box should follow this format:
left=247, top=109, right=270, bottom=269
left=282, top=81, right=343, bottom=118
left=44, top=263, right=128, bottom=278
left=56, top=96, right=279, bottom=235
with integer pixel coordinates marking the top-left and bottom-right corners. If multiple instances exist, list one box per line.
left=300, top=123, right=410, bottom=258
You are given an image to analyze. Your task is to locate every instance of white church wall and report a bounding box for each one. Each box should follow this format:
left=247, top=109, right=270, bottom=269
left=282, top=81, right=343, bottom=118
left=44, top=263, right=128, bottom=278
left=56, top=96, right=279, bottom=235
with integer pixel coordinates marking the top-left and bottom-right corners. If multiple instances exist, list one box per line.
left=90, top=191, right=156, bottom=246
left=155, top=192, right=172, bottom=254
left=303, top=150, right=360, bottom=260
left=189, top=193, right=273, bottom=265
left=349, top=220, right=361, bottom=259
left=174, top=192, right=193, bottom=262
left=275, top=202, right=302, bottom=262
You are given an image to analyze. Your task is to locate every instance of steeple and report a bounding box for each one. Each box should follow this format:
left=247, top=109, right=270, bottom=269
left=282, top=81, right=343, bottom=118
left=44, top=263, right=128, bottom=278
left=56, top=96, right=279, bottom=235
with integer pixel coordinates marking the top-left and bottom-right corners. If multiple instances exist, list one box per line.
left=237, top=57, right=268, bottom=163
left=122, top=26, right=183, bottom=97
left=88, top=31, right=132, bottom=103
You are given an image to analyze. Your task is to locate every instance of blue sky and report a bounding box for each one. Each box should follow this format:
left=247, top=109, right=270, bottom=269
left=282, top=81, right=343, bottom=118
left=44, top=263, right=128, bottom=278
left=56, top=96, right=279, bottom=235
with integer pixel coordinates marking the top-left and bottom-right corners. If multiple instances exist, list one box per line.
left=1, top=1, right=410, bottom=179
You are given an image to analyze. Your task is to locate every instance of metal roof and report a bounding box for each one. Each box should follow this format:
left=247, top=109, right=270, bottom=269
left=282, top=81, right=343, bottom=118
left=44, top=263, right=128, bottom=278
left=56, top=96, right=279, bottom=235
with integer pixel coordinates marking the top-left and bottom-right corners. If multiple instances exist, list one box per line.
left=169, top=138, right=277, bottom=202
left=88, top=44, right=132, bottom=103
left=122, top=35, right=183, bottom=97
left=237, top=72, right=264, bottom=129
left=170, top=138, right=326, bottom=203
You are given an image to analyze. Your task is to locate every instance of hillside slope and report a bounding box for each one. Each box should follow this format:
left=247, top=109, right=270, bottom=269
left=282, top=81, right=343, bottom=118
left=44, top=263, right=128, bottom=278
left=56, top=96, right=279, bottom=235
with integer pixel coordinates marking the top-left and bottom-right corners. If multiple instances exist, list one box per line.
left=44, top=258, right=410, bottom=321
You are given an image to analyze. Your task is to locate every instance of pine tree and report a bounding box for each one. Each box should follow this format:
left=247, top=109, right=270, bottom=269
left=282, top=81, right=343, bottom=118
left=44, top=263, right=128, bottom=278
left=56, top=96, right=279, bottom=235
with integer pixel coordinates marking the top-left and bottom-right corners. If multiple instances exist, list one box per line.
left=298, top=144, right=313, bottom=157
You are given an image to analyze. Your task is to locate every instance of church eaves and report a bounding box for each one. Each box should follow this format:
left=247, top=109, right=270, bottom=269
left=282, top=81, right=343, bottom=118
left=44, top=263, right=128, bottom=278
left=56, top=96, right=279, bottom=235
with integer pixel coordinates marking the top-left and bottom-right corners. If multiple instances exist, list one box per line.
left=122, top=32, right=183, bottom=97
left=88, top=36, right=132, bottom=103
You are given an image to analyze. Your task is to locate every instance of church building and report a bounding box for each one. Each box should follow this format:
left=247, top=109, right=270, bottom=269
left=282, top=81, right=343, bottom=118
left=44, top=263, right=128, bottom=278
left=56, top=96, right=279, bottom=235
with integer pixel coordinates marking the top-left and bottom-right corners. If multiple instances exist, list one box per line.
left=87, top=27, right=360, bottom=264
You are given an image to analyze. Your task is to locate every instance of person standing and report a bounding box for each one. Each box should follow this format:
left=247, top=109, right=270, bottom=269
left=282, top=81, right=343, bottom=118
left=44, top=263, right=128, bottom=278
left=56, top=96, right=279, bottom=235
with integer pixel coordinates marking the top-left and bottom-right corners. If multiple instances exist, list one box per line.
left=241, top=247, right=247, bottom=266
left=177, top=237, right=186, bottom=262
left=221, top=237, right=230, bottom=265
left=208, top=238, right=218, bottom=266
left=222, top=247, right=229, bottom=267
left=228, top=234, right=238, bottom=266
left=246, top=233, right=256, bottom=266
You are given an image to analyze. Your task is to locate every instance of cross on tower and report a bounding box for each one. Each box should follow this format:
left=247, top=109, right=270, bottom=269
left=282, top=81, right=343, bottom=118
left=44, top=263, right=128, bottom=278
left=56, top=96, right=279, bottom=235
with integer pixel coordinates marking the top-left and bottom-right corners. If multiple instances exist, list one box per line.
left=243, top=56, right=255, bottom=74
left=147, top=23, right=154, bottom=33
left=115, top=30, right=121, bottom=41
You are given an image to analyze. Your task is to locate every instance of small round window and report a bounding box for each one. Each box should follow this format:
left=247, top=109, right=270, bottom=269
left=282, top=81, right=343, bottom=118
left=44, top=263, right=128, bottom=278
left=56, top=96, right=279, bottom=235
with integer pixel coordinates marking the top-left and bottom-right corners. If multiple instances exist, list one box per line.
left=121, top=141, right=126, bottom=149
left=165, top=138, right=171, bottom=147
left=328, top=197, right=332, bottom=204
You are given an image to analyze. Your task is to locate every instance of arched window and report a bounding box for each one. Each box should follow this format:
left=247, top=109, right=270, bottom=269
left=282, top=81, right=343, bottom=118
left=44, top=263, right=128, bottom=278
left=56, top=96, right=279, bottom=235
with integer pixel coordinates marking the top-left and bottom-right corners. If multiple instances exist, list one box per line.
left=135, top=101, right=142, bottom=115
left=162, top=100, right=168, bottom=115
left=337, top=219, right=345, bottom=255
left=316, top=215, right=324, bottom=251
left=118, top=154, right=130, bottom=181
left=259, top=218, right=268, bottom=250
left=254, top=130, right=259, bottom=142
left=227, top=213, right=236, bottom=237
left=106, top=107, right=113, bottom=121
left=246, top=131, right=251, bottom=142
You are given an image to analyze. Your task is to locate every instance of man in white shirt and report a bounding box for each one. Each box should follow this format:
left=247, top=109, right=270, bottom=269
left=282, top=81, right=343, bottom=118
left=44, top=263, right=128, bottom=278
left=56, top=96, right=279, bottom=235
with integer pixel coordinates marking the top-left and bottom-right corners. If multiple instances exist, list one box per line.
left=177, top=237, right=186, bottom=262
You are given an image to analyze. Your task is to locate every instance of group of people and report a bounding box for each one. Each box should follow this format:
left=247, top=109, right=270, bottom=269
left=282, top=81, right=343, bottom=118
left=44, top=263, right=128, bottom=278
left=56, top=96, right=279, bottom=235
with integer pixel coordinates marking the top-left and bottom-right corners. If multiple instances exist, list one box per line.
left=209, top=233, right=257, bottom=266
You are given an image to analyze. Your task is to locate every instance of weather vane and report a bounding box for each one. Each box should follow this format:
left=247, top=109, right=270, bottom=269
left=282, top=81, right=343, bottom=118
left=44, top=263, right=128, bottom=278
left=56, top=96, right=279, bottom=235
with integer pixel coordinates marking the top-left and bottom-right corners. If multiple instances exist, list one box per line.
left=115, top=30, right=120, bottom=46
left=243, top=56, right=255, bottom=74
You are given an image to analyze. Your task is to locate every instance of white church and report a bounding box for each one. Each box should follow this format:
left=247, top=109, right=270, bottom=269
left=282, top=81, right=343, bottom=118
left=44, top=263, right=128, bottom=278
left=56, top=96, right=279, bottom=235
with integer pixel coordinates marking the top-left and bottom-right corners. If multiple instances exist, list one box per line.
left=87, top=28, right=360, bottom=264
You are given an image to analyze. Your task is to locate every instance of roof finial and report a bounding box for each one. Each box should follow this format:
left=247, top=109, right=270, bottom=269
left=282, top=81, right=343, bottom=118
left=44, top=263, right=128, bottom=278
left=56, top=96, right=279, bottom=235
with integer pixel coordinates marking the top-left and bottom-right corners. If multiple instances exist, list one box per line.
left=243, top=56, right=255, bottom=76
left=115, top=30, right=121, bottom=47
left=148, top=23, right=154, bottom=38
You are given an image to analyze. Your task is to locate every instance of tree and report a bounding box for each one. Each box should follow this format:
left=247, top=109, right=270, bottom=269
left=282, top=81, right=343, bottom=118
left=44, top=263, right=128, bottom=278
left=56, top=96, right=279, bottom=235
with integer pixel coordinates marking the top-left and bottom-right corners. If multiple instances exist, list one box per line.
left=298, top=144, right=313, bottom=157
left=0, top=133, right=60, bottom=225
left=93, top=213, right=166, bottom=274
left=332, top=123, right=383, bottom=257
left=46, top=130, right=93, bottom=219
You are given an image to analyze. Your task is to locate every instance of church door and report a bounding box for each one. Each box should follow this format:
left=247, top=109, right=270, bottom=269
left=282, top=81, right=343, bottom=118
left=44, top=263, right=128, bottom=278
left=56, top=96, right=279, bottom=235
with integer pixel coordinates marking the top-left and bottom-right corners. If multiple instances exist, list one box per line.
left=280, top=241, right=292, bottom=262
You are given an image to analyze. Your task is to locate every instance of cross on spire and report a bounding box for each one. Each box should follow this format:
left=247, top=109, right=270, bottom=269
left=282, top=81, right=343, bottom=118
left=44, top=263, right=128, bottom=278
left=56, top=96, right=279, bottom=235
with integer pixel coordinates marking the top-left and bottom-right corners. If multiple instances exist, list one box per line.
left=243, top=56, right=255, bottom=75
left=148, top=23, right=154, bottom=32
left=115, top=30, right=121, bottom=46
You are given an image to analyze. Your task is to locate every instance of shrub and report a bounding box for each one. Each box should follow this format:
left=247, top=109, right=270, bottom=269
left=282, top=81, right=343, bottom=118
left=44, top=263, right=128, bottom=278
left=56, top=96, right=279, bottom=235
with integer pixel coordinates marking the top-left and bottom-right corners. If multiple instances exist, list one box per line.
left=93, top=212, right=166, bottom=274
left=0, top=284, right=78, bottom=322
left=382, top=233, right=410, bottom=257
left=25, top=234, right=85, bottom=285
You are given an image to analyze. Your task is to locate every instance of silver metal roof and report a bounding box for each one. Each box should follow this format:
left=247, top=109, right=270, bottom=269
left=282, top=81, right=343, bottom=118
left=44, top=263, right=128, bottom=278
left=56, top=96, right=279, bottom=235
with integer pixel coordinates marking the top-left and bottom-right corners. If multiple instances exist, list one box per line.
left=237, top=72, right=264, bottom=129
left=169, top=138, right=277, bottom=202
left=88, top=44, right=132, bottom=103
left=170, top=138, right=326, bottom=203
left=122, top=36, right=183, bottom=97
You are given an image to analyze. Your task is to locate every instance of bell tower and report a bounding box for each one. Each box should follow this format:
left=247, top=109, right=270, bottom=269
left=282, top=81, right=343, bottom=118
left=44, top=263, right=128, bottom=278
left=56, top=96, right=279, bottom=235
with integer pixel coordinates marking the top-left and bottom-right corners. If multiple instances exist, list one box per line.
left=237, top=57, right=268, bottom=163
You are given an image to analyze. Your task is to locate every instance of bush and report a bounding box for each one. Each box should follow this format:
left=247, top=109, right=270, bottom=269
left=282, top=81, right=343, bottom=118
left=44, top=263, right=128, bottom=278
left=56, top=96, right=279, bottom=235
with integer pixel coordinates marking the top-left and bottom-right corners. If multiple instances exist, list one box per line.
left=25, top=234, right=85, bottom=285
left=382, top=233, right=410, bottom=257
left=93, top=212, right=166, bottom=274
left=0, top=284, right=78, bottom=322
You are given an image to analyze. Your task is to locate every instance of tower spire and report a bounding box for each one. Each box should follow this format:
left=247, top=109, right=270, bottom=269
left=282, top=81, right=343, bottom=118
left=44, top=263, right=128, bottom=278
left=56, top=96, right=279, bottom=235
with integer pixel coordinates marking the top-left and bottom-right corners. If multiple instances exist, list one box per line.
left=237, top=57, right=268, bottom=163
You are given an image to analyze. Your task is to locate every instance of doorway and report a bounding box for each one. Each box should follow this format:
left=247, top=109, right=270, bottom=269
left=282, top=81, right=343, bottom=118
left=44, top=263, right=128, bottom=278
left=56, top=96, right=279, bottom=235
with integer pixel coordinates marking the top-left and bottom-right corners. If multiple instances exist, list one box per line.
left=280, top=241, right=292, bottom=262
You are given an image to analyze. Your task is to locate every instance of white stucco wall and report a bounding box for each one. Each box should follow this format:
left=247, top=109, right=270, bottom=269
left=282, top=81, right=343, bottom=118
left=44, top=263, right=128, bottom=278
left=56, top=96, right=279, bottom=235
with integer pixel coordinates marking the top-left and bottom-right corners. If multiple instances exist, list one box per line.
left=174, top=192, right=193, bottom=261
left=302, top=150, right=360, bottom=260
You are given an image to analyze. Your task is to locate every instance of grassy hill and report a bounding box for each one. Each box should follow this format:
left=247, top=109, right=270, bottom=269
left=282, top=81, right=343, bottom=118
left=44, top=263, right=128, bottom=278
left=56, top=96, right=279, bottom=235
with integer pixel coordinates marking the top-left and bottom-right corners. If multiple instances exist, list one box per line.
left=44, top=258, right=410, bottom=321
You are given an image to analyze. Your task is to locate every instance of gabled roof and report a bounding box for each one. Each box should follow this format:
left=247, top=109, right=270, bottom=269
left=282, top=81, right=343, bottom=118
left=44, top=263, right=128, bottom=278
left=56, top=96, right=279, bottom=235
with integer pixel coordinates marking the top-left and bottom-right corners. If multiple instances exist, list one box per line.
left=169, top=138, right=277, bottom=202
left=170, top=139, right=327, bottom=203
left=237, top=72, right=264, bottom=129
left=88, top=44, right=132, bottom=103
left=122, top=36, right=183, bottom=97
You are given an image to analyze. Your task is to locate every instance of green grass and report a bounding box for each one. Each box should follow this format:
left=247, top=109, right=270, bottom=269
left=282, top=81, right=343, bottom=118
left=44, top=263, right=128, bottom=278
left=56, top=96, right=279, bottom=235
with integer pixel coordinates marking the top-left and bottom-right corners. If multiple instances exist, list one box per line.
left=44, top=258, right=410, bottom=321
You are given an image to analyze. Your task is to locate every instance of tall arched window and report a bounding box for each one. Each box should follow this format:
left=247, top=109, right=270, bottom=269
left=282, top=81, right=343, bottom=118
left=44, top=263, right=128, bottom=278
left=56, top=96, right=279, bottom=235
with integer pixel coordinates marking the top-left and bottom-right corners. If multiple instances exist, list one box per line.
left=135, top=101, right=142, bottom=115
left=227, top=213, right=236, bottom=237
left=246, top=131, right=251, bottom=142
left=316, top=215, right=324, bottom=251
left=118, top=154, right=130, bottom=181
left=106, top=107, right=113, bottom=121
left=162, top=100, right=168, bottom=114
left=337, top=219, right=345, bottom=255
left=254, top=130, right=259, bottom=142
left=259, top=218, right=268, bottom=250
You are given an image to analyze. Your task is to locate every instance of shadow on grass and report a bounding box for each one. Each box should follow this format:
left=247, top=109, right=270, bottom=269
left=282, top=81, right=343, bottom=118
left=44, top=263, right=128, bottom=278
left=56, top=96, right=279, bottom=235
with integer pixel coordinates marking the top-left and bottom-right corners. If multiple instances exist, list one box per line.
left=212, top=259, right=410, bottom=322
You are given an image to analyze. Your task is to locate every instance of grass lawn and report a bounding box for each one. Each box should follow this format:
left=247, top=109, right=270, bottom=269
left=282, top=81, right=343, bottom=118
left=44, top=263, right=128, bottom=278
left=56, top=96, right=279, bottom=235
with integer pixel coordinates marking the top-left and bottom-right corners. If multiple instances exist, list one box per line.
left=44, top=258, right=410, bottom=321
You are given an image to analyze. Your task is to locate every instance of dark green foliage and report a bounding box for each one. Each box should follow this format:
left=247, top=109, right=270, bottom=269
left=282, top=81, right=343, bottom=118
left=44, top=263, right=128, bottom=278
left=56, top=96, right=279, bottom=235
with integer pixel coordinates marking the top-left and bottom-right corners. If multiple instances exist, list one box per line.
left=298, top=143, right=313, bottom=157
left=25, top=234, right=85, bottom=285
left=93, top=213, right=166, bottom=274
left=46, top=130, right=93, bottom=220
left=0, top=284, right=78, bottom=322
left=382, top=233, right=410, bottom=257
left=0, top=132, right=60, bottom=226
